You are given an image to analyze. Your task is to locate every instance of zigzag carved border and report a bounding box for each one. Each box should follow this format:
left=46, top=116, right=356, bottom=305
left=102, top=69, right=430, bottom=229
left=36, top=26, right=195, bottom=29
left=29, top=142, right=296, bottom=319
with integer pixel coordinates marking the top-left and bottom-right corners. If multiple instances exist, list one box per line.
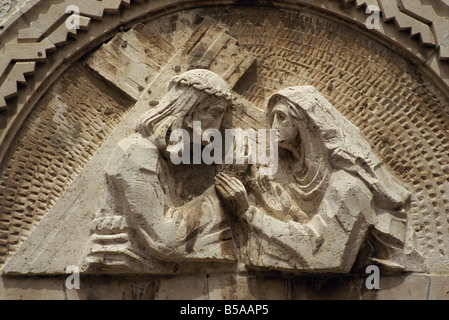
left=344, top=0, right=449, bottom=59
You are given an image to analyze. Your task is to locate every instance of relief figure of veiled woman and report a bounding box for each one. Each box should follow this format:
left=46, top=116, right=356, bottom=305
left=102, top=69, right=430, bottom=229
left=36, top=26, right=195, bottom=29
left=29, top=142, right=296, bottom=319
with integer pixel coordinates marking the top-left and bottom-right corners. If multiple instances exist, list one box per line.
left=215, top=86, right=421, bottom=272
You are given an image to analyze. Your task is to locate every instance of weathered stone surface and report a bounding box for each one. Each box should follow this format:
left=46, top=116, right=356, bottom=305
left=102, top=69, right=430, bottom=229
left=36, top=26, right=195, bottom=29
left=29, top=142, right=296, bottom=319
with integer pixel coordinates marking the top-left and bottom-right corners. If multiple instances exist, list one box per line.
left=1, top=20, right=255, bottom=276
left=208, top=273, right=288, bottom=300
left=151, top=275, right=208, bottom=300
left=1, top=0, right=449, bottom=301
left=290, top=276, right=360, bottom=300
left=86, top=23, right=176, bottom=101
left=0, top=0, right=30, bottom=23
left=0, top=277, right=65, bottom=300
left=215, top=85, right=420, bottom=273
left=0, top=62, right=133, bottom=274
left=65, top=277, right=136, bottom=300
left=428, top=276, right=449, bottom=300
left=361, top=275, right=430, bottom=300
left=4, top=78, right=417, bottom=275
left=83, top=69, right=235, bottom=272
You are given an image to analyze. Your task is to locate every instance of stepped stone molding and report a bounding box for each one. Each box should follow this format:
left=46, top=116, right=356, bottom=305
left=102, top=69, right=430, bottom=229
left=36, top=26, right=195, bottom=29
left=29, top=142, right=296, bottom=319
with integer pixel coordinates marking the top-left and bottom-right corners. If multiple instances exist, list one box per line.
left=344, top=0, right=449, bottom=58
left=0, top=0, right=448, bottom=169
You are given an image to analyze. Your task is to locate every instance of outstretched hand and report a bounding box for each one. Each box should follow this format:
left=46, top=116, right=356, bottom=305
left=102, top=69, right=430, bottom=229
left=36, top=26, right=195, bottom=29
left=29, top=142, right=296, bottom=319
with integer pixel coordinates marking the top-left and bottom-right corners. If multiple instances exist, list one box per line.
left=215, top=172, right=249, bottom=216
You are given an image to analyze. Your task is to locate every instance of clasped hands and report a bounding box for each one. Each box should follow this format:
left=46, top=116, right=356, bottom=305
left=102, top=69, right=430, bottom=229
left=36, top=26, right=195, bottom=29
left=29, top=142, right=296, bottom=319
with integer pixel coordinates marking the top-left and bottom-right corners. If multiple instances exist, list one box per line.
left=215, top=171, right=291, bottom=220
left=214, top=172, right=249, bottom=217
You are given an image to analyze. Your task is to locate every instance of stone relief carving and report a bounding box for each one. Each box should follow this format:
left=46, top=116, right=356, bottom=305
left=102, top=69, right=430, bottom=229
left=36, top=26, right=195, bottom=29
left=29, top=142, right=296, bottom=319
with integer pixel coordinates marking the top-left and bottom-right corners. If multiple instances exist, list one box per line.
left=83, top=72, right=419, bottom=273
left=84, top=69, right=236, bottom=271
left=216, top=86, right=420, bottom=272
left=1, top=18, right=259, bottom=275
left=1, top=15, right=429, bottom=276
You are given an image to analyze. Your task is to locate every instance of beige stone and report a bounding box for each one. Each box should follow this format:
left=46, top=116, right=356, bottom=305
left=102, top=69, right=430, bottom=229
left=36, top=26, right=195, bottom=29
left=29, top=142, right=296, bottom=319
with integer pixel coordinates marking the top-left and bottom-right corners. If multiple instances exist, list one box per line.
left=4, top=81, right=418, bottom=275
left=0, top=0, right=448, bottom=154
left=208, top=274, right=288, bottom=300
left=0, top=277, right=65, bottom=300
left=1, top=19, right=255, bottom=276
left=83, top=69, right=235, bottom=272
left=428, top=276, right=449, bottom=300
left=361, top=275, right=430, bottom=300
left=65, top=277, right=136, bottom=300
left=379, top=0, right=435, bottom=45
left=152, top=275, right=208, bottom=300
left=216, top=86, right=419, bottom=273
left=1, top=0, right=449, bottom=301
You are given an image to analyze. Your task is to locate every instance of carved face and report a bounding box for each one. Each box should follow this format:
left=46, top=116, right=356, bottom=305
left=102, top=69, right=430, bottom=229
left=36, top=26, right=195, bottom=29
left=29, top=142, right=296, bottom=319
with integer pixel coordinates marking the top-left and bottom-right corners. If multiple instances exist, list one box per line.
left=270, top=100, right=298, bottom=150
left=181, top=93, right=229, bottom=146
left=191, top=95, right=228, bottom=131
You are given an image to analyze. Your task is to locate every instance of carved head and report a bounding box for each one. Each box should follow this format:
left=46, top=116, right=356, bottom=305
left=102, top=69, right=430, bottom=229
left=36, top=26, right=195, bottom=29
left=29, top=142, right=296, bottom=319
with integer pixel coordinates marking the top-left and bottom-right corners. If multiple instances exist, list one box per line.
left=268, top=86, right=411, bottom=211
left=136, top=69, right=232, bottom=146
left=268, top=98, right=299, bottom=152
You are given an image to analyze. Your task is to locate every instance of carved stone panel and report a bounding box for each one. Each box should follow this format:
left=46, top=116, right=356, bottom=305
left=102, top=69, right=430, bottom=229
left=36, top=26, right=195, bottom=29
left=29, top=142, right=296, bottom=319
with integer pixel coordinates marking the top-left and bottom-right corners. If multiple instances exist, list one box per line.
left=1, top=5, right=449, bottom=281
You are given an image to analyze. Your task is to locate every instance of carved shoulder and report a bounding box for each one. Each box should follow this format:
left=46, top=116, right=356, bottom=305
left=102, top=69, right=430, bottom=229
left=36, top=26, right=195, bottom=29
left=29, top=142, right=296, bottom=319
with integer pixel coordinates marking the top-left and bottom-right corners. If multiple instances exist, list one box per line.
left=327, top=169, right=372, bottom=200
left=106, top=134, right=160, bottom=177
left=322, top=169, right=374, bottom=221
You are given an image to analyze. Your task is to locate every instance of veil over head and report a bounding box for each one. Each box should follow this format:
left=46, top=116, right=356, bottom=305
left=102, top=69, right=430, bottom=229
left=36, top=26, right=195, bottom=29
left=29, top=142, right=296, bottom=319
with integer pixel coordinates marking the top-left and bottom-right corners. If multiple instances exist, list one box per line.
left=267, top=86, right=411, bottom=212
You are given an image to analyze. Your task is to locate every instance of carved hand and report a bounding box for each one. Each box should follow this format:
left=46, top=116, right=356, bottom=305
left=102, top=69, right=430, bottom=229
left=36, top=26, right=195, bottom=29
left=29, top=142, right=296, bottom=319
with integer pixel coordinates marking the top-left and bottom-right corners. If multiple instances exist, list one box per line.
left=214, top=172, right=249, bottom=216
left=255, top=175, right=291, bottom=216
